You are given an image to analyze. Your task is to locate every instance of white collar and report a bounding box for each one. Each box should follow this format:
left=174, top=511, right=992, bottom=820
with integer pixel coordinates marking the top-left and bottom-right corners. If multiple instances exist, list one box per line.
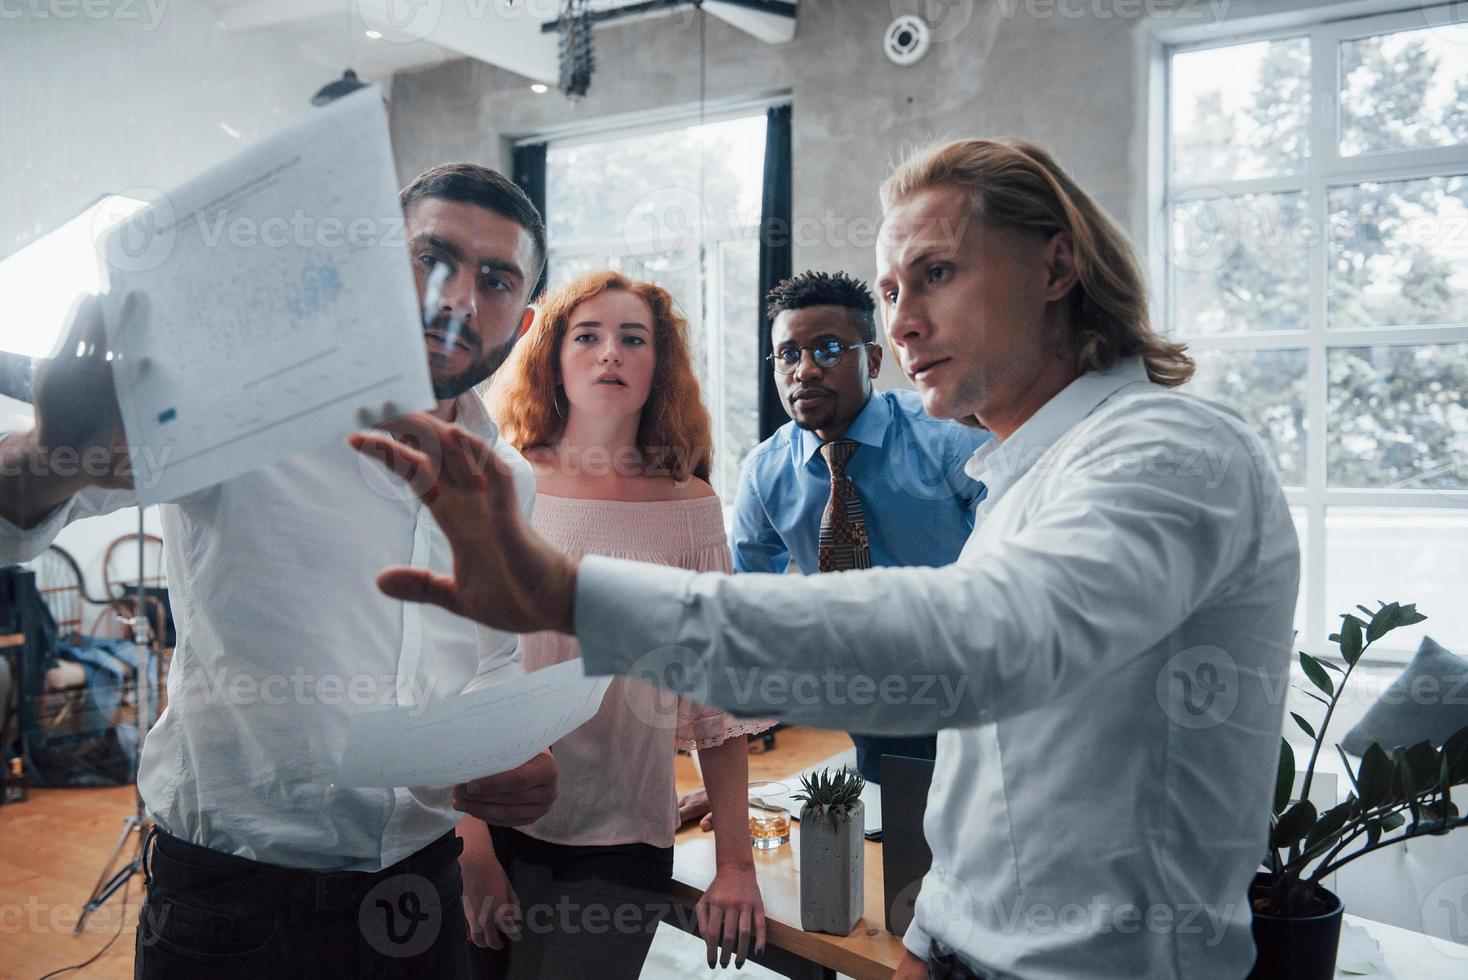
left=964, top=358, right=1152, bottom=502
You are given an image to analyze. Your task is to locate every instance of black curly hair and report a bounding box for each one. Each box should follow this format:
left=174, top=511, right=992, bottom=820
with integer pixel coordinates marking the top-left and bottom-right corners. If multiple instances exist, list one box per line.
left=765, top=270, right=877, bottom=343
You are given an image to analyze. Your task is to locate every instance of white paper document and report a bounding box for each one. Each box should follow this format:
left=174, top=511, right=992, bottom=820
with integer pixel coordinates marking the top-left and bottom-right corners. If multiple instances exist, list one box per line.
left=335, top=660, right=614, bottom=789
left=99, top=86, right=434, bottom=504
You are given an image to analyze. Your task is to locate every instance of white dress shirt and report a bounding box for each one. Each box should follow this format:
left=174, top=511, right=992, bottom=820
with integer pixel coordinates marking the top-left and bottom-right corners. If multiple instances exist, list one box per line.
left=575, top=359, right=1299, bottom=979
left=0, top=394, right=536, bottom=871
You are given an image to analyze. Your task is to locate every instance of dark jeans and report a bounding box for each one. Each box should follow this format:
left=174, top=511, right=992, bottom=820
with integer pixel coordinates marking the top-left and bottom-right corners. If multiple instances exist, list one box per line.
left=471, top=825, right=674, bottom=980
left=134, top=828, right=469, bottom=979
left=851, top=733, right=938, bottom=784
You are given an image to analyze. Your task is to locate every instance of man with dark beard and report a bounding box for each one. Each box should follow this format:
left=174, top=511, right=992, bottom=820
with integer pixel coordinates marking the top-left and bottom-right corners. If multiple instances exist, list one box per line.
left=0, top=163, right=556, bottom=978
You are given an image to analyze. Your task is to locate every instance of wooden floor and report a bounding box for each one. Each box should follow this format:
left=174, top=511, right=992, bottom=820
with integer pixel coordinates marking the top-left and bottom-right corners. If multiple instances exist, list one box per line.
left=0, top=726, right=852, bottom=980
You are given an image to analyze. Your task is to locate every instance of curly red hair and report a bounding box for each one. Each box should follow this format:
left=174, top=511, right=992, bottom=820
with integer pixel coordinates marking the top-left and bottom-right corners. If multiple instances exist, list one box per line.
left=488, top=269, right=713, bottom=483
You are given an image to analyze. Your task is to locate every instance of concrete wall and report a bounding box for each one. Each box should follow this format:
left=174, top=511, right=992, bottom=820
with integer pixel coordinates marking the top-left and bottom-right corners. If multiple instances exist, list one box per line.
left=388, top=0, right=1378, bottom=388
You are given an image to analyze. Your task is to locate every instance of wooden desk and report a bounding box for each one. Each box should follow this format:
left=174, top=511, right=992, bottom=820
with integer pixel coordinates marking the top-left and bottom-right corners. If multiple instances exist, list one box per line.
left=671, top=819, right=905, bottom=980
left=0, top=632, right=24, bottom=649
left=672, top=823, right=1468, bottom=980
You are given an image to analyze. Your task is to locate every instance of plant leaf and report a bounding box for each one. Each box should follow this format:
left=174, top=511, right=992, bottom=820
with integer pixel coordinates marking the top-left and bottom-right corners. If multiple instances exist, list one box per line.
left=1300, top=653, right=1334, bottom=697
left=1380, top=811, right=1406, bottom=833
left=1443, top=725, right=1468, bottom=787
left=1298, top=689, right=1330, bottom=708
left=1336, top=746, right=1361, bottom=796
left=1357, top=743, right=1394, bottom=810
left=1420, top=800, right=1460, bottom=826
left=1290, top=712, right=1316, bottom=740
left=1318, top=658, right=1345, bottom=674
left=1306, top=801, right=1354, bottom=851
left=1400, top=741, right=1441, bottom=797
left=1366, top=602, right=1400, bottom=642
left=1275, top=739, right=1296, bottom=815
left=1271, top=800, right=1317, bottom=850
left=1339, top=615, right=1365, bottom=666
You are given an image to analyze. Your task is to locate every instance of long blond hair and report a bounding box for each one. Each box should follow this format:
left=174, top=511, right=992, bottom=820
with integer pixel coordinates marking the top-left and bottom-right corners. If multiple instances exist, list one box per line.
left=880, top=138, right=1192, bottom=387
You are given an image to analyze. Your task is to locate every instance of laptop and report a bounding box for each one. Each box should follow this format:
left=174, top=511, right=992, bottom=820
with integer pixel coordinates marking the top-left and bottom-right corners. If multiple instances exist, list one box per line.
left=879, top=754, right=936, bottom=936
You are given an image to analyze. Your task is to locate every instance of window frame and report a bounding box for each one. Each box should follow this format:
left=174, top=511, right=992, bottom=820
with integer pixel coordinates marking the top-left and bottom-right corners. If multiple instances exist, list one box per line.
left=1156, top=4, right=1468, bottom=662
left=533, top=104, right=775, bottom=501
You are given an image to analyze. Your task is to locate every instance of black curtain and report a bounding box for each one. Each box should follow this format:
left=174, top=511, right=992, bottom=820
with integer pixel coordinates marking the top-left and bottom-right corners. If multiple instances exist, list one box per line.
left=512, top=141, right=549, bottom=299
left=756, top=104, right=792, bottom=441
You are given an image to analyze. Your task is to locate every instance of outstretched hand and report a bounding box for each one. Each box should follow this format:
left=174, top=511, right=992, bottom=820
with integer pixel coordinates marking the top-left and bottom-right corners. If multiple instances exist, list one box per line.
left=349, top=412, right=579, bottom=635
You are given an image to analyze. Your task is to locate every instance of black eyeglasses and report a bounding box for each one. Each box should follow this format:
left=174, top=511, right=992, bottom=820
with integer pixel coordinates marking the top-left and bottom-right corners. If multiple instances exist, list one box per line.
left=766, top=340, right=874, bottom=374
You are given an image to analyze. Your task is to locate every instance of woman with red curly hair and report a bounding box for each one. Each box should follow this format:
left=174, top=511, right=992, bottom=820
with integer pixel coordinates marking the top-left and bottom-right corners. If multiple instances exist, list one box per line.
left=466, top=270, right=771, bottom=979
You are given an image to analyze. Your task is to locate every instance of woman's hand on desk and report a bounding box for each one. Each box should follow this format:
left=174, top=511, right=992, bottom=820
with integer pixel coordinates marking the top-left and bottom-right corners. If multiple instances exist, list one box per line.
left=677, top=787, right=715, bottom=831
left=697, top=862, right=766, bottom=970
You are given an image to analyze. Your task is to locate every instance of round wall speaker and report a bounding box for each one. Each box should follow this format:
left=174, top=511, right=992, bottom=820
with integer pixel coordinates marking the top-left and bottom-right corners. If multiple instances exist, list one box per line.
left=884, top=15, right=932, bottom=66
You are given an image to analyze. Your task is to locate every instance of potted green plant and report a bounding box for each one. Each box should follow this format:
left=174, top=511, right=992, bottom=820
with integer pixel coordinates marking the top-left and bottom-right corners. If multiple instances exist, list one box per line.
left=1252, top=601, right=1468, bottom=980
left=793, top=765, right=866, bottom=935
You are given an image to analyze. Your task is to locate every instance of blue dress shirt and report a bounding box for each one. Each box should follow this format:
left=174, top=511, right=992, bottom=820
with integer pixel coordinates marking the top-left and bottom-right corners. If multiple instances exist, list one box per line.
left=731, top=388, right=989, bottom=576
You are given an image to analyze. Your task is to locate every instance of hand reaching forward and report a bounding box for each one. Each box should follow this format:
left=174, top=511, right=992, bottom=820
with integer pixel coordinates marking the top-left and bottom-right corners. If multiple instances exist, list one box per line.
left=349, top=413, right=579, bottom=635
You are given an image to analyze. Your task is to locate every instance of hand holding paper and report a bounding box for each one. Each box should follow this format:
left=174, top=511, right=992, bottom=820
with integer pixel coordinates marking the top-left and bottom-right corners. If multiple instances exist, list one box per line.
left=454, top=749, right=559, bottom=826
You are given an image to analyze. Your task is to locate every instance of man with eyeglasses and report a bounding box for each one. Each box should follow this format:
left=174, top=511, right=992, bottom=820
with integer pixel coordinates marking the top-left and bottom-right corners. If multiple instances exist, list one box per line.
left=680, top=271, right=988, bottom=825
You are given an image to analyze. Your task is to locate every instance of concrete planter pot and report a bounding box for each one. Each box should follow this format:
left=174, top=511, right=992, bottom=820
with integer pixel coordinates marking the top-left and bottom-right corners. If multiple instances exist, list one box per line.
left=798, top=800, right=864, bottom=935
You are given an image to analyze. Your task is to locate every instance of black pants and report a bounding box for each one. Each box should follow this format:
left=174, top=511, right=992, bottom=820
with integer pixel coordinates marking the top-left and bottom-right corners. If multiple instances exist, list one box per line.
left=851, top=733, right=939, bottom=784
left=471, top=825, right=674, bottom=980
left=135, top=828, right=469, bottom=979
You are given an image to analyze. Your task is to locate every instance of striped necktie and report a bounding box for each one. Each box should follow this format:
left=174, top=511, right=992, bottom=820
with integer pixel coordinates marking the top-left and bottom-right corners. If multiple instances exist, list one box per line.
left=818, top=439, right=872, bottom=572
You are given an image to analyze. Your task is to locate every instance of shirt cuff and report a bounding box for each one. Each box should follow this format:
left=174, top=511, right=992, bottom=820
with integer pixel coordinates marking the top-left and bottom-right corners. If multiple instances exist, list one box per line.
left=902, top=914, right=933, bottom=962
left=575, top=554, right=699, bottom=677
left=0, top=495, right=75, bottom=564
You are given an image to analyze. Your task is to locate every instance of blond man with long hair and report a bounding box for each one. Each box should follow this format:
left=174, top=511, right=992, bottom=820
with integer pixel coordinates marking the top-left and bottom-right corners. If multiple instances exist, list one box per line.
left=355, top=141, right=1299, bottom=980
left=467, top=270, right=770, bottom=977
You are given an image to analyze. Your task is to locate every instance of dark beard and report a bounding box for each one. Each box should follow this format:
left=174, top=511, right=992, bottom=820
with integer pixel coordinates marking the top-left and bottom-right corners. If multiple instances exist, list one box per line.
left=430, top=331, right=519, bottom=401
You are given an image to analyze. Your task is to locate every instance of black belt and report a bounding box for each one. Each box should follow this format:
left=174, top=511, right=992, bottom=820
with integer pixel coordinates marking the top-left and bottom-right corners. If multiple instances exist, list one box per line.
left=927, top=942, right=993, bottom=980
left=145, top=828, right=463, bottom=912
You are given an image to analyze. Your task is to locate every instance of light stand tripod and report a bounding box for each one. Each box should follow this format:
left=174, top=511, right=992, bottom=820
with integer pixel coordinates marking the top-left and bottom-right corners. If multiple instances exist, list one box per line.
left=73, top=507, right=156, bottom=936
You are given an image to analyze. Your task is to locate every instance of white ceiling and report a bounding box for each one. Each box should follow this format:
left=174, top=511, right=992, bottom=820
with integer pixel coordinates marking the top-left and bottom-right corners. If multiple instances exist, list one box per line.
left=204, top=0, right=796, bottom=88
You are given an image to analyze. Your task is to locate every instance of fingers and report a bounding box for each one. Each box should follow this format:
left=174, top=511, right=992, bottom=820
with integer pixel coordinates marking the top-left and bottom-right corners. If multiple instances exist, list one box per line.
left=735, top=905, right=753, bottom=968
left=460, top=751, right=558, bottom=796
left=754, top=906, right=766, bottom=958
left=350, top=414, right=518, bottom=514
left=376, top=566, right=459, bottom=613
left=463, top=893, right=490, bottom=949
left=699, top=813, right=714, bottom=833
left=350, top=429, right=438, bottom=500
left=677, top=788, right=711, bottom=826
left=453, top=755, right=559, bottom=826
left=719, top=902, right=739, bottom=968
left=702, top=900, right=720, bottom=969
left=494, top=883, right=522, bottom=944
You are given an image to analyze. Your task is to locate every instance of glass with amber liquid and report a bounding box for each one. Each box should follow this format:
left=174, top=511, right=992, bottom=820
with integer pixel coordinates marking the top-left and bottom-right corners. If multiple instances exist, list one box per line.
left=747, top=780, right=791, bottom=850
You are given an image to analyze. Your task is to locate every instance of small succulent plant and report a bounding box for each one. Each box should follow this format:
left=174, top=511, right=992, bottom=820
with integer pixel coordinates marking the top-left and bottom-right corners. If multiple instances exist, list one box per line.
left=791, top=765, right=866, bottom=826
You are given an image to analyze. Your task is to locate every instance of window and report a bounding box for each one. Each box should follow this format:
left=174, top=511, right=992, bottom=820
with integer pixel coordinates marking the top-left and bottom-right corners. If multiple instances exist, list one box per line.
left=542, top=113, right=768, bottom=499
left=1163, top=7, right=1468, bottom=659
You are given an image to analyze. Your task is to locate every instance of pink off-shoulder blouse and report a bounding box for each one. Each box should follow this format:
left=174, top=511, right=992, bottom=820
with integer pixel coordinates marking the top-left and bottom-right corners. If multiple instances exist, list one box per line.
left=517, top=492, right=775, bottom=849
